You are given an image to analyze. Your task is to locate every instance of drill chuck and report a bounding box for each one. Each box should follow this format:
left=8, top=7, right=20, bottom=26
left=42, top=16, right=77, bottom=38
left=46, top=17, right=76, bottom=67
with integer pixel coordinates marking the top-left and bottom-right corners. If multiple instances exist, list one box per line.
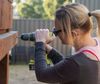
left=20, top=32, right=35, bottom=41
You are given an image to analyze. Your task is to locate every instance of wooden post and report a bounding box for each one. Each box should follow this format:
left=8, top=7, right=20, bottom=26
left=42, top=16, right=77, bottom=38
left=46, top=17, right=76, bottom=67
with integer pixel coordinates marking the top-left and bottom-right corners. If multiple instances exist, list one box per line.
left=0, top=54, right=9, bottom=84
left=0, top=0, right=18, bottom=84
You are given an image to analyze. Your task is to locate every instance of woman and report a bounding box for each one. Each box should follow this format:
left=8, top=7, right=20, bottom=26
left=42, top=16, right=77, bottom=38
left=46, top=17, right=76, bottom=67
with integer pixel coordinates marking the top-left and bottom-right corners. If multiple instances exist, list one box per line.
left=35, top=3, right=100, bottom=84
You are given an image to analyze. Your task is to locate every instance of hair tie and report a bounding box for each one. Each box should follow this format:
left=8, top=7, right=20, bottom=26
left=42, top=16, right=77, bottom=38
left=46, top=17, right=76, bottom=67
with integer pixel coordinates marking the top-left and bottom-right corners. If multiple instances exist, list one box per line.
left=88, top=12, right=92, bottom=17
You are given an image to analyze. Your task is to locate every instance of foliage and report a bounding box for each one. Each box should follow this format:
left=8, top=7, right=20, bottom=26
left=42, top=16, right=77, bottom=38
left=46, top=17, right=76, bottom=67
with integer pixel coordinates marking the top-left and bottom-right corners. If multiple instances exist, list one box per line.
left=43, top=0, right=73, bottom=19
left=43, top=0, right=57, bottom=19
left=15, top=0, right=73, bottom=19
left=57, top=0, right=73, bottom=7
left=16, top=0, right=46, bottom=18
left=14, top=0, right=21, bottom=3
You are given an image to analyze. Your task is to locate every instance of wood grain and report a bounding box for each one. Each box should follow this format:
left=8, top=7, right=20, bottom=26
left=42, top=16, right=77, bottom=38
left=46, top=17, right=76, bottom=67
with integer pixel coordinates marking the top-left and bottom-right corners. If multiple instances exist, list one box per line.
left=0, top=31, right=18, bottom=61
left=0, top=0, right=12, bottom=30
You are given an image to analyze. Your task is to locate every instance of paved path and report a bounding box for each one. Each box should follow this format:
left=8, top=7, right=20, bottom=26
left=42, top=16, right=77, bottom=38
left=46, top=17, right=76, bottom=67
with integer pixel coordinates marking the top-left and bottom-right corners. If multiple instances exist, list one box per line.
left=9, top=65, right=46, bottom=84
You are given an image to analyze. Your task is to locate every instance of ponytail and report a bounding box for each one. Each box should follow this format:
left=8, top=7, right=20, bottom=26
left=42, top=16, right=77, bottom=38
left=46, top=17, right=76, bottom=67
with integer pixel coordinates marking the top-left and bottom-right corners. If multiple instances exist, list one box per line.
left=91, top=10, right=100, bottom=37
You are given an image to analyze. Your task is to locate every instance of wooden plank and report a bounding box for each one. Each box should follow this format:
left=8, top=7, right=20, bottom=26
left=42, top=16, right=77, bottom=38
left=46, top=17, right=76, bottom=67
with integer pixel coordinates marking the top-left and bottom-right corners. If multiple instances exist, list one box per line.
left=8, top=0, right=13, bottom=3
left=0, top=0, right=12, bottom=29
left=0, top=54, right=9, bottom=84
left=0, top=0, right=2, bottom=28
left=0, top=31, right=17, bottom=84
left=0, top=0, right=15, bottom=84
left=0, top=31, right=18, bottom=61
left=0, top=28, right=11, bottom=34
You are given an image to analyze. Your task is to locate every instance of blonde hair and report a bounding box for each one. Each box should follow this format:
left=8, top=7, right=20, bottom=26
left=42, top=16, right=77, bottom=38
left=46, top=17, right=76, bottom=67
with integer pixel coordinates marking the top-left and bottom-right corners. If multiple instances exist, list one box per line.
left=91, top=10, right=100, bottom=37
left=55, top=3, right=95, bottom=44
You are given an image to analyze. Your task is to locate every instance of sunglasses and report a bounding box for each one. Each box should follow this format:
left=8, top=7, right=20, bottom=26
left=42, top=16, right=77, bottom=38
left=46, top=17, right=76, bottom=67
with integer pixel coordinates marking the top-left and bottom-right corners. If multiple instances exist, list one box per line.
left=52, top=28, right=62, bottom=36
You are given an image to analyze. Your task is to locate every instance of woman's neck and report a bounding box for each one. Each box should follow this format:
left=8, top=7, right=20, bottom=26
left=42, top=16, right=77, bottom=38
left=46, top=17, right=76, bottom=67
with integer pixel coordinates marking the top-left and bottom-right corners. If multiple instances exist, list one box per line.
left=74, top=34, right=96, bottom=52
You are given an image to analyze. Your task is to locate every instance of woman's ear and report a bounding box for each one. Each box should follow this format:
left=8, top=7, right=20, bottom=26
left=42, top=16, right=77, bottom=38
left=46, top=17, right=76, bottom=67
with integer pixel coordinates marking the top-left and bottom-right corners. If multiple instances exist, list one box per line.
left=71, top=29, right=80, bottom=40
left=72, top=30, right=78, bottom=37
left=72, top=29, right=81, bottom=36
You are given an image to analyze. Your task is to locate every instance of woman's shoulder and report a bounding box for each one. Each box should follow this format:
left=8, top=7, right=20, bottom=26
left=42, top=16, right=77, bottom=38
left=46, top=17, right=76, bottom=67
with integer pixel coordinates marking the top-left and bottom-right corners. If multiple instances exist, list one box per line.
left=69, top=52, right=88, bottom=62
left=70, top=52, right=99, bottom=66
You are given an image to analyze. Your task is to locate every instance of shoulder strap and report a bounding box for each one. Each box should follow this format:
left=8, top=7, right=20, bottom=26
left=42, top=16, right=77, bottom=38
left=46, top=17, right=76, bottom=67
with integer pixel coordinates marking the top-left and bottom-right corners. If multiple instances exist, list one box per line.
left=82, top=50, right=99, bottom=61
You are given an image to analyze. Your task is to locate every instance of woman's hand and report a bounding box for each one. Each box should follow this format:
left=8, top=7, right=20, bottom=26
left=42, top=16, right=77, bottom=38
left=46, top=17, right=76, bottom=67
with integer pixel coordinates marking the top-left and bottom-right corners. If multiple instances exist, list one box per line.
left=45, top=44, right=53, bottom=53
left=35, top=29, right=55, bottom=43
